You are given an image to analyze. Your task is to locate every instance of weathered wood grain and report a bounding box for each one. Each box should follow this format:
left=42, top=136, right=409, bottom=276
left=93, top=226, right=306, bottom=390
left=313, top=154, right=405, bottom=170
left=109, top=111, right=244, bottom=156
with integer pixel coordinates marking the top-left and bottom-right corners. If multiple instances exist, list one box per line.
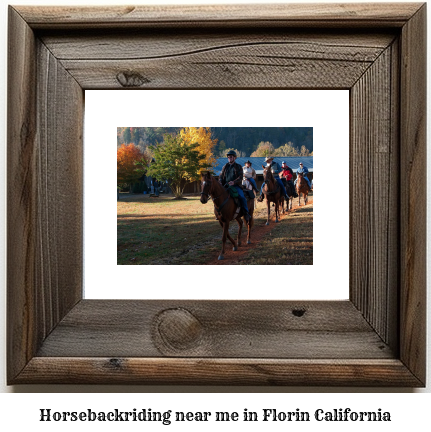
left=350, top=45, right=398, bottom=347
left=36, top=300, right=394, bottom=359
left=7, top=6, right=83, bottom=383
left=399, top=3, right=427, bottom=385
left=41, top=31, right=395, bottom=60
left=16, top=3, right=423, bottom=29
left=7, top=6, right=38, bottom=382
left=35, top=40, right=84, bottom=335
left=7, top=3, right=426, bottom=386
left=16, top=358, right=423, bottom=386
left=39, top=31, right=395, bottom=89
left=59, top=47, right=384, bottom=90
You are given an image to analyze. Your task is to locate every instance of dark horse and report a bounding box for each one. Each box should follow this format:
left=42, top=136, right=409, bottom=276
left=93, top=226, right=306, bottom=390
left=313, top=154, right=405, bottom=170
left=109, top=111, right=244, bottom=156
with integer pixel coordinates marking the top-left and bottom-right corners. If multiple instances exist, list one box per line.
left=296, top=172, right=310, bottom=205
left=200, top=172, right=254, bottom=260
left=281, top=178, right=294, bottom=211
left=261, top=165, right=284, bottom=225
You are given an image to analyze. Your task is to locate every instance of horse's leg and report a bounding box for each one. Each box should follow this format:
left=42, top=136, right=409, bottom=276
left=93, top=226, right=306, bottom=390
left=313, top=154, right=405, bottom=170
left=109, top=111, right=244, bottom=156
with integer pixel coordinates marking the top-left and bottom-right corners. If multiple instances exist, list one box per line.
left=235, top=216, right=243, bottom=249
left=246, top=216, right=252, bottom=244
left=266, top=198, right=270, bottom=225
left=275, top=198, right=279, bottom=223
left=218, top=221, right=230, bottom=260
left=246, top=200, right=253, bottom=244
left=220, top=219, right=236, bottom=248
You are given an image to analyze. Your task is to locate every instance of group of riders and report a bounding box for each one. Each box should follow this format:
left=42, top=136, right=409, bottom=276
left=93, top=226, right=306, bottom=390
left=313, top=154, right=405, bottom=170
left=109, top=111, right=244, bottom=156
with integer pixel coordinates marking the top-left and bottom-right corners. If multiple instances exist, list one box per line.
left=218, top=149, right=312, bottom=222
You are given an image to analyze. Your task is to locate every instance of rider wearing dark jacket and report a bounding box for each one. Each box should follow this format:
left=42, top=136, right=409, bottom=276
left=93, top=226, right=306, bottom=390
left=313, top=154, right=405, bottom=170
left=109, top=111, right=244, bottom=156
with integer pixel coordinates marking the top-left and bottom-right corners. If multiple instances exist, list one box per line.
left=219, top=150, right=251, bottom=221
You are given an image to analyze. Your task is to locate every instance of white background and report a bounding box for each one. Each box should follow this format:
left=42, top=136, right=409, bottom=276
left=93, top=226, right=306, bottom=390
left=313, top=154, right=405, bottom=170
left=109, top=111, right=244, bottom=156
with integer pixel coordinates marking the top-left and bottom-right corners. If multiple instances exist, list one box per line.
left=85, top=90, right=349, bottom=300
left=0, top=0, right=429, bottom=426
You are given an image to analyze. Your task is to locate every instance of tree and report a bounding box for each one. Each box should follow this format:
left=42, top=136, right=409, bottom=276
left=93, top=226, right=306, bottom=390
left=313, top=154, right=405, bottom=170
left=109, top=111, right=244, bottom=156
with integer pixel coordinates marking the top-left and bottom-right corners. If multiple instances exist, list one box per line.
left=117, top=143, right=148, bottom=190
left=273, top=142, right=300, bottom=157
left=250, top=141, right=276, bottom=157
left=217, top=140, right=227, bottom=155
left=219, top=147, right=246, bottom=158
left=146, top=133, right=208, bottom=198
left=179, top=127, right=218, bottom=177
left=130, top=127, right=140, bottom=145
left=300, top=145, right=311, bottom=157
left=122, top=127, right=132, bottom=145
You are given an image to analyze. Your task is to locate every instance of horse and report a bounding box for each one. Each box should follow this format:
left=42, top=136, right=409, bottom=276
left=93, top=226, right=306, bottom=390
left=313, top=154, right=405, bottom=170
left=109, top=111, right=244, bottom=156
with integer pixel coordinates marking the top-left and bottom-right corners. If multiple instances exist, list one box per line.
left=200, top=172, right=254, bottom=260
left=261, top=165, right=284, bottom=225
left=280, top=178, right=294, bottom=211
left=296, top=172, right=310, bottom=205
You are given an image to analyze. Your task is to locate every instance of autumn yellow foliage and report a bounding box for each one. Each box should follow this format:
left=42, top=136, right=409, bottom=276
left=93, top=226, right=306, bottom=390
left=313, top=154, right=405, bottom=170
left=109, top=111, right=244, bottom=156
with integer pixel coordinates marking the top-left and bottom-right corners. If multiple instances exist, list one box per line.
left=179, top=127, right=218, bottom=177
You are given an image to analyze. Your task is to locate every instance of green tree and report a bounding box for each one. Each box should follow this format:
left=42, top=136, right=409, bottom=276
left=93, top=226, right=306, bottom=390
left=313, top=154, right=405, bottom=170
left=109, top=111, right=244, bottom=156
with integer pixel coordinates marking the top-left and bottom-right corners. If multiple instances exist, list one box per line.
left=146, top=133, right=208, bottom=198
left=130, top=127, right=140, bottom=144
left=218, top=140, right=227, bottom=155
left=123, top=127, right=132, bottom=144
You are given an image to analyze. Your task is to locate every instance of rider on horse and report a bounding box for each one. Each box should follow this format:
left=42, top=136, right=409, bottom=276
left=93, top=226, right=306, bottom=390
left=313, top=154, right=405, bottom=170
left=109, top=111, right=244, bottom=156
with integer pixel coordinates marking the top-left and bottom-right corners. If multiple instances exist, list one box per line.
left=280, top=161, right=298, bottom=198
left=257, top=156, right=290, bottom=202
left=294, top=162, right=312, bottom=189
left=243, top=160, right=259, bottom=194
left=219, top=150, right=251, bottom=221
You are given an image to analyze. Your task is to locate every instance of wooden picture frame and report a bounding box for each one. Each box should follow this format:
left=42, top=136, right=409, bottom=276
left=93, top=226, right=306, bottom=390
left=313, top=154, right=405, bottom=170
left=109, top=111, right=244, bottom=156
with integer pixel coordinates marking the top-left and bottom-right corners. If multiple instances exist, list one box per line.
left=7, top=3, right=426, bottom=386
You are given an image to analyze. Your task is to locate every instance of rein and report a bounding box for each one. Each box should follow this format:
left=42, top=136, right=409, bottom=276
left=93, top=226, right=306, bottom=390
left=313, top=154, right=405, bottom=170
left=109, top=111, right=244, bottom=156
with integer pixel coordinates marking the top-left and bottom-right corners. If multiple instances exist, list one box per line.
left=296, top=175, right=309, bottom=191
left=263, top=171, right=280, bottom=195
left=264, top=181, right=280, bottom=195
left=201, top=179, right=231, bottom=215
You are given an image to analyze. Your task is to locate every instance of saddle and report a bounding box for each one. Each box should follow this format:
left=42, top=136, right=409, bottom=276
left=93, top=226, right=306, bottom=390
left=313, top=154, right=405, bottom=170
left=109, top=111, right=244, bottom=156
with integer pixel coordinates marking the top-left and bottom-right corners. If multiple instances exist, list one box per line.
left=243, top=188, right=255, bottom=200
left=221, top=186, right=241, bottom=218
left=227, top=186, right=239, bottom=198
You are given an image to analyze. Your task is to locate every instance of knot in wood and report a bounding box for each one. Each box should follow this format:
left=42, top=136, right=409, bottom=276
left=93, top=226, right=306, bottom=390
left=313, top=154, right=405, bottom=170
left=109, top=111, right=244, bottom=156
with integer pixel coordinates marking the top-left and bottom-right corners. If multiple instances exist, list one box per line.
left=155, top=308, right=203, bottom=351
left=292, top=308, right=306, bottom=317
left=116, top=71, right=150, bottom=87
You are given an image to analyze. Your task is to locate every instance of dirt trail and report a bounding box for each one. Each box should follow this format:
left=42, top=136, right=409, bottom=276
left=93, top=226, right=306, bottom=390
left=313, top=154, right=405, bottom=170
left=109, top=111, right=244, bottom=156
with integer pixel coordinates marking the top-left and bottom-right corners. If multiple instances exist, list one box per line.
left=203, top=196, right=313, bottom=265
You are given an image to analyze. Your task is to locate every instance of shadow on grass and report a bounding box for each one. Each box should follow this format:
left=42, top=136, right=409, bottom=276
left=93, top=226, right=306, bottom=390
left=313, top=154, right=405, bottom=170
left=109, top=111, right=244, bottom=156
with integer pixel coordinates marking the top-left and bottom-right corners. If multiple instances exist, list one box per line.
left=117, top=197, right=312, bottom=265
left=118, top=194, right=196, bottom=203
left=117, top=215, right=246, bottom=265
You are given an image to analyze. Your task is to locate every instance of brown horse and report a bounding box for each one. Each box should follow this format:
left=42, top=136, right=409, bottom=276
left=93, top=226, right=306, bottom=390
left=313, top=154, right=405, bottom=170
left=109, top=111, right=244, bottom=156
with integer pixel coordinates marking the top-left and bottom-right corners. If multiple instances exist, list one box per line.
left=200, top=172, right=254, bottom=260
left=261, top=166, right=284, bottom=225
left=281, top=178, right=294, bottom=211
left=296, top=172, right=310, bottom=205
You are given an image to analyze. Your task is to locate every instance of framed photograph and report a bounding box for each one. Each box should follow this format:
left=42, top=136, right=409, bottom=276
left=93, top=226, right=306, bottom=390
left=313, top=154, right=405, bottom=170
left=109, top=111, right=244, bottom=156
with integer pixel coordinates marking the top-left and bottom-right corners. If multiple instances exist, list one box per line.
left=86, top=90, right=348, bottom=299
left=7, top=3, right=426, bottom=386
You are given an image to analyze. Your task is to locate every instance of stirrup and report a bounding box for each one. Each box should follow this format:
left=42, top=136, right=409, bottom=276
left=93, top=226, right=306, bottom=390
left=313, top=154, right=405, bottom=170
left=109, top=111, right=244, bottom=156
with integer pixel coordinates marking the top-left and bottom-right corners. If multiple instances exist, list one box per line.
left=257, top=194, right=264, bottom=202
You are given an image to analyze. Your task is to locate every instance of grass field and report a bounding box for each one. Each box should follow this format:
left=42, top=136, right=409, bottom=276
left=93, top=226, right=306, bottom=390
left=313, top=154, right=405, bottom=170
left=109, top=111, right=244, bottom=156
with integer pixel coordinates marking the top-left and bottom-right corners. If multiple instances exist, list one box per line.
left=118, top=193, right=313, bottom=265
left=245, top=205, right=313, bottom=265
